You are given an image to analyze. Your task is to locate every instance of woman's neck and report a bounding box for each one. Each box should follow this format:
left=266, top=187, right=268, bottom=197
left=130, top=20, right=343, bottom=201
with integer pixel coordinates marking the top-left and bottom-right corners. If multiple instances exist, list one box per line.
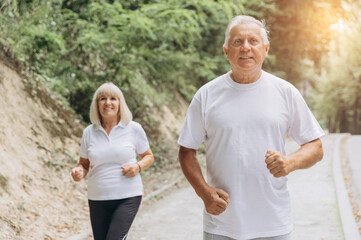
left=101, top=117, right=120, bottom=134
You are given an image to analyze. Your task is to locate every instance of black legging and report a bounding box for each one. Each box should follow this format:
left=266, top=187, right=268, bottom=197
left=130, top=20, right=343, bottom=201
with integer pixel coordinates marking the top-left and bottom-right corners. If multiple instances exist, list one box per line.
left=88, top=196, right=142, bottom=240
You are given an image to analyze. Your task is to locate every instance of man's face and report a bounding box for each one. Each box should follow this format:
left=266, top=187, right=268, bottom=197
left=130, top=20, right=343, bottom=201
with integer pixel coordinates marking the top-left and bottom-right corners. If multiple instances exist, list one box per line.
left=224, top=23, right=269, bottom=73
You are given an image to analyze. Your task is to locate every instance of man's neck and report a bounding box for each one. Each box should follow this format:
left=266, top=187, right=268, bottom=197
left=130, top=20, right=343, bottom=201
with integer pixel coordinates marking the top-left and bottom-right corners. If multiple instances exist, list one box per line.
left=230, top=68, right=262, bottom=84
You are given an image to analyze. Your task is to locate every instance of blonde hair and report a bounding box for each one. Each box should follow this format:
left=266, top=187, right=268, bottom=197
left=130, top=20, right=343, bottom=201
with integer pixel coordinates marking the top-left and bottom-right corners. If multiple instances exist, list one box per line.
left=89, top=83, right=132, bottom=126
left=223, top=15, right=269, bottom=48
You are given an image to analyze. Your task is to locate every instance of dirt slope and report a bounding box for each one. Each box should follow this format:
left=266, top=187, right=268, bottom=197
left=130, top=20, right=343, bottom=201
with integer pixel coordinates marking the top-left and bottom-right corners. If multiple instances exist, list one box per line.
left=0, top=60, right=90, bottom=239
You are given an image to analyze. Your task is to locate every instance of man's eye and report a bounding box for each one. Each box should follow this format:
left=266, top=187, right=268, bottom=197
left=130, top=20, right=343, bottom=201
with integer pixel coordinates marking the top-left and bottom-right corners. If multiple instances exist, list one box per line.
left=251, top=39, right=258, bottom=44
left=231, top=40, right=242, bottom=47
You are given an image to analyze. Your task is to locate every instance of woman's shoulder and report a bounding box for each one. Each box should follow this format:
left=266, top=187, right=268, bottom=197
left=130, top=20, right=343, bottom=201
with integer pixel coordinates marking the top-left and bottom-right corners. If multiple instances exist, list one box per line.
left=125, top=121, right=148, bottom=136
left=126, top=120, right=143, bottom=129
left=83, top=124, right=97, bottom=134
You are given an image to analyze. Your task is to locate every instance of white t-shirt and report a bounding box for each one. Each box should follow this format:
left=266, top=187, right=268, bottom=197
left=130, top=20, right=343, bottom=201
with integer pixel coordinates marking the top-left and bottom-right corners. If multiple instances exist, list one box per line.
left=80, top=121, right=150, bottom=201
left=178, top=71, right=324, bottom=239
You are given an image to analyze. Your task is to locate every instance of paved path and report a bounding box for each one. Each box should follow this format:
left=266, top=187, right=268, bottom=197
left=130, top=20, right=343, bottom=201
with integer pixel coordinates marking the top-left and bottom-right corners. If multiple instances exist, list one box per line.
left=345, top=135, right=361, bottom=198
left=128, top=185, right=203, bottom=240
left=288, top=135, right=344, bottom=240
left=344, top=135, right=361, bottom=239
left=128, top=135, right=345, bottom=240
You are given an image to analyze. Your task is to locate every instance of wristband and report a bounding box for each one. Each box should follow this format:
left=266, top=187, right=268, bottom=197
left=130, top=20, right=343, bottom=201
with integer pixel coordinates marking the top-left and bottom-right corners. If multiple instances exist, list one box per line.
left=136, top=162, right=142, bottom=172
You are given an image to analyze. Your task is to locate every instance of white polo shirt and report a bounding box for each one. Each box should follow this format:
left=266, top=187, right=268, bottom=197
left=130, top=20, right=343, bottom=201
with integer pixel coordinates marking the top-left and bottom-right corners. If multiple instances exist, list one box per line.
left=80, top=121, right=150, bottom=201
left=178, top=71, right=324, bottom=239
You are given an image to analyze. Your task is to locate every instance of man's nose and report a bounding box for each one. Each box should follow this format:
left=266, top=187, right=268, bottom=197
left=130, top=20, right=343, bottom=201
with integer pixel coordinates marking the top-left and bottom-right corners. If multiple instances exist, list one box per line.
left=241, top=41, right=250, bottom=50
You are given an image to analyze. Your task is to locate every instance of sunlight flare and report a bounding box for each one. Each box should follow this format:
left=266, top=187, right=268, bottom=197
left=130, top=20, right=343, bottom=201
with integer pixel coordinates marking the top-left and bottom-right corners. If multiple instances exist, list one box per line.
left=330, top=18, right=349, bottom=33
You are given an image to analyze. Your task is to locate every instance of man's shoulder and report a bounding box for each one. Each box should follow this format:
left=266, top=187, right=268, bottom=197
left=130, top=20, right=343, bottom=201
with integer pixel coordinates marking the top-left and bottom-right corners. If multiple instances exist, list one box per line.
left=195, top=73, right=228, bottom=96
left=263, top=71, right=288, bottom=84
left=201, top=73, right=228, bottom=88
left=263, top=71, right=298, bottom=91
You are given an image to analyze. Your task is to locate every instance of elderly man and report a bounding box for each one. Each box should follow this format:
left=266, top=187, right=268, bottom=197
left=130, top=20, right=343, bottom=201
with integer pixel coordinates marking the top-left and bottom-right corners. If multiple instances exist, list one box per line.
left=178, top=15, right=324, bottom=240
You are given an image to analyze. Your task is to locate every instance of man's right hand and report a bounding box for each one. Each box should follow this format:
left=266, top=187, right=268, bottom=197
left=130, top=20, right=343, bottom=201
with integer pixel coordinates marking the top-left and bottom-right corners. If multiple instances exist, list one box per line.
left=200, top=187, right=230, bottom=215
left=178, top=146, right=230, bottom=215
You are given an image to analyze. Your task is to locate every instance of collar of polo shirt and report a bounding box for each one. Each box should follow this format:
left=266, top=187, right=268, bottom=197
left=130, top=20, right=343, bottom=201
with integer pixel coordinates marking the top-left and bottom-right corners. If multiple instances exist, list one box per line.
left=97, top=121, right=125, bottom=131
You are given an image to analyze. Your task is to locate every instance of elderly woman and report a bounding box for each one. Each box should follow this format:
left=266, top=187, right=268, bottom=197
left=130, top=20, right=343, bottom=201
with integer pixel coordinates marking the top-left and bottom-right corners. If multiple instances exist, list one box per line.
left=71, top=82, right=154, bottom=240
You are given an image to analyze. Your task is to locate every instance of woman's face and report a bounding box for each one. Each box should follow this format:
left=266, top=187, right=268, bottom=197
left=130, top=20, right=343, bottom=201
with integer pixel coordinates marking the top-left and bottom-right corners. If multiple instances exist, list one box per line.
left=98, top=94, right=120, bottom=120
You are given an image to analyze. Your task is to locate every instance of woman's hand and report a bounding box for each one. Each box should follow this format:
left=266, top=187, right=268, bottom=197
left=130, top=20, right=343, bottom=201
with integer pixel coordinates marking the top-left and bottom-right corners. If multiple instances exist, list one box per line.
left=71, top=158, right=90, bottom=181
left=122, top=148, right=154, bottom=178
left=121, top=163, right=140, bottom=178
left=71, top=166, right=86, bottom=181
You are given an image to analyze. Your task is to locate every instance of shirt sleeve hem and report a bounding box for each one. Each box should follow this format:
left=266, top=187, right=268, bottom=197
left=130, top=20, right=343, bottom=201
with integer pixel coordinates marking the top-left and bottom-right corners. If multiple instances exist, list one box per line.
left=177, top=139, right=200, bottom=150
left=136, top=143, right=150, bottom=155
left=295, top=130, right=325, bottom=146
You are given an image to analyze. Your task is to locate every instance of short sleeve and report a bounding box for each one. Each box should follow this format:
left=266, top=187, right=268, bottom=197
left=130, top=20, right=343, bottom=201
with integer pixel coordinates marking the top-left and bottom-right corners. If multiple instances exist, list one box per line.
left=288, top=89, right=324, bottom=145
left=177, top=95, right=206, bottom=150
left=135, top=124, right=150, bottom=154
left=79, top=128, right=89, bottom=159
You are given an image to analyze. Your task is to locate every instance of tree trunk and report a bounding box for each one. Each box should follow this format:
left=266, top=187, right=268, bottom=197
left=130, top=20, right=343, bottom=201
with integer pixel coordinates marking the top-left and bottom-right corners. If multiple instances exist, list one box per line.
left=327, top=116, right=334, bottom=133
left=340, top=109, right=349, bottom=133
left=354, top=97, right=361, bottom=134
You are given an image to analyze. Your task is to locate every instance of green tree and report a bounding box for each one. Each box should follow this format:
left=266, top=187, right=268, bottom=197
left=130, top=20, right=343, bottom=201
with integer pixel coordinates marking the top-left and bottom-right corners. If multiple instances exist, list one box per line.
left=0, top=0, right=276, bottom=168
left=269, top=0, right=344, bottom=85
left=311, top=0, right=361, bottom=133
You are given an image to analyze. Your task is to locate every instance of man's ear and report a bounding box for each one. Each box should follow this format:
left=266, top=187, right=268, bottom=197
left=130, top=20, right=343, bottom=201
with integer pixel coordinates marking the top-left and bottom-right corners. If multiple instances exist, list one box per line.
left=265, top=43, right=270, bottom=55
left=223, top=46, right=228, bottom=55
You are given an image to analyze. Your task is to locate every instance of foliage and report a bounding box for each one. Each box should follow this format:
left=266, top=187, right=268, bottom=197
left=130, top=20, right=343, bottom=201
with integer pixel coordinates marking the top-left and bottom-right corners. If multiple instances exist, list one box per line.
left=269, top=0, right=345, bottom=85
left=262, top=0, right=361, bottom=133
left=0, top=173, right=8, bottom=193
left=310, top=0, right=361, bottom=133
left=0, top=0, right=274, bottom=168
left=4, top=0, right=361, bottom=144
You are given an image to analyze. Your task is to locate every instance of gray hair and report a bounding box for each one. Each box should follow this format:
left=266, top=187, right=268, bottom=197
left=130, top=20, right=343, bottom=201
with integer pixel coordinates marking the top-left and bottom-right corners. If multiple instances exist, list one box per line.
left=89, top=83, right=132, bottom=126
left=223, top=15, right=269, bottom=48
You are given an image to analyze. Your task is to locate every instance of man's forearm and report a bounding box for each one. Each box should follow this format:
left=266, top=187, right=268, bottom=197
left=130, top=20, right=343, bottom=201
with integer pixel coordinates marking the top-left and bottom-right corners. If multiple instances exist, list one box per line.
left=178, top=146, right=230, bottom=215
left=287, top=138, right=324, bottom=172
left=266, top=138, right=324, bottom=177
left=178, top=146, right=209, bottom=197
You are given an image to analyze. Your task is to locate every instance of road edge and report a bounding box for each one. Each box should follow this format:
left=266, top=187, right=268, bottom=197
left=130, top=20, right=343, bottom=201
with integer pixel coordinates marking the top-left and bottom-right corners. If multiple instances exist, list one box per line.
left=333, top=133, right=361, bottom=240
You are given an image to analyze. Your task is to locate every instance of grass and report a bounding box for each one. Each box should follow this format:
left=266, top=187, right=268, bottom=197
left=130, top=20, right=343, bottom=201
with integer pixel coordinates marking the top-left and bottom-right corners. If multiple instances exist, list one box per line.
left=0, top=174, right=9, bottom=193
